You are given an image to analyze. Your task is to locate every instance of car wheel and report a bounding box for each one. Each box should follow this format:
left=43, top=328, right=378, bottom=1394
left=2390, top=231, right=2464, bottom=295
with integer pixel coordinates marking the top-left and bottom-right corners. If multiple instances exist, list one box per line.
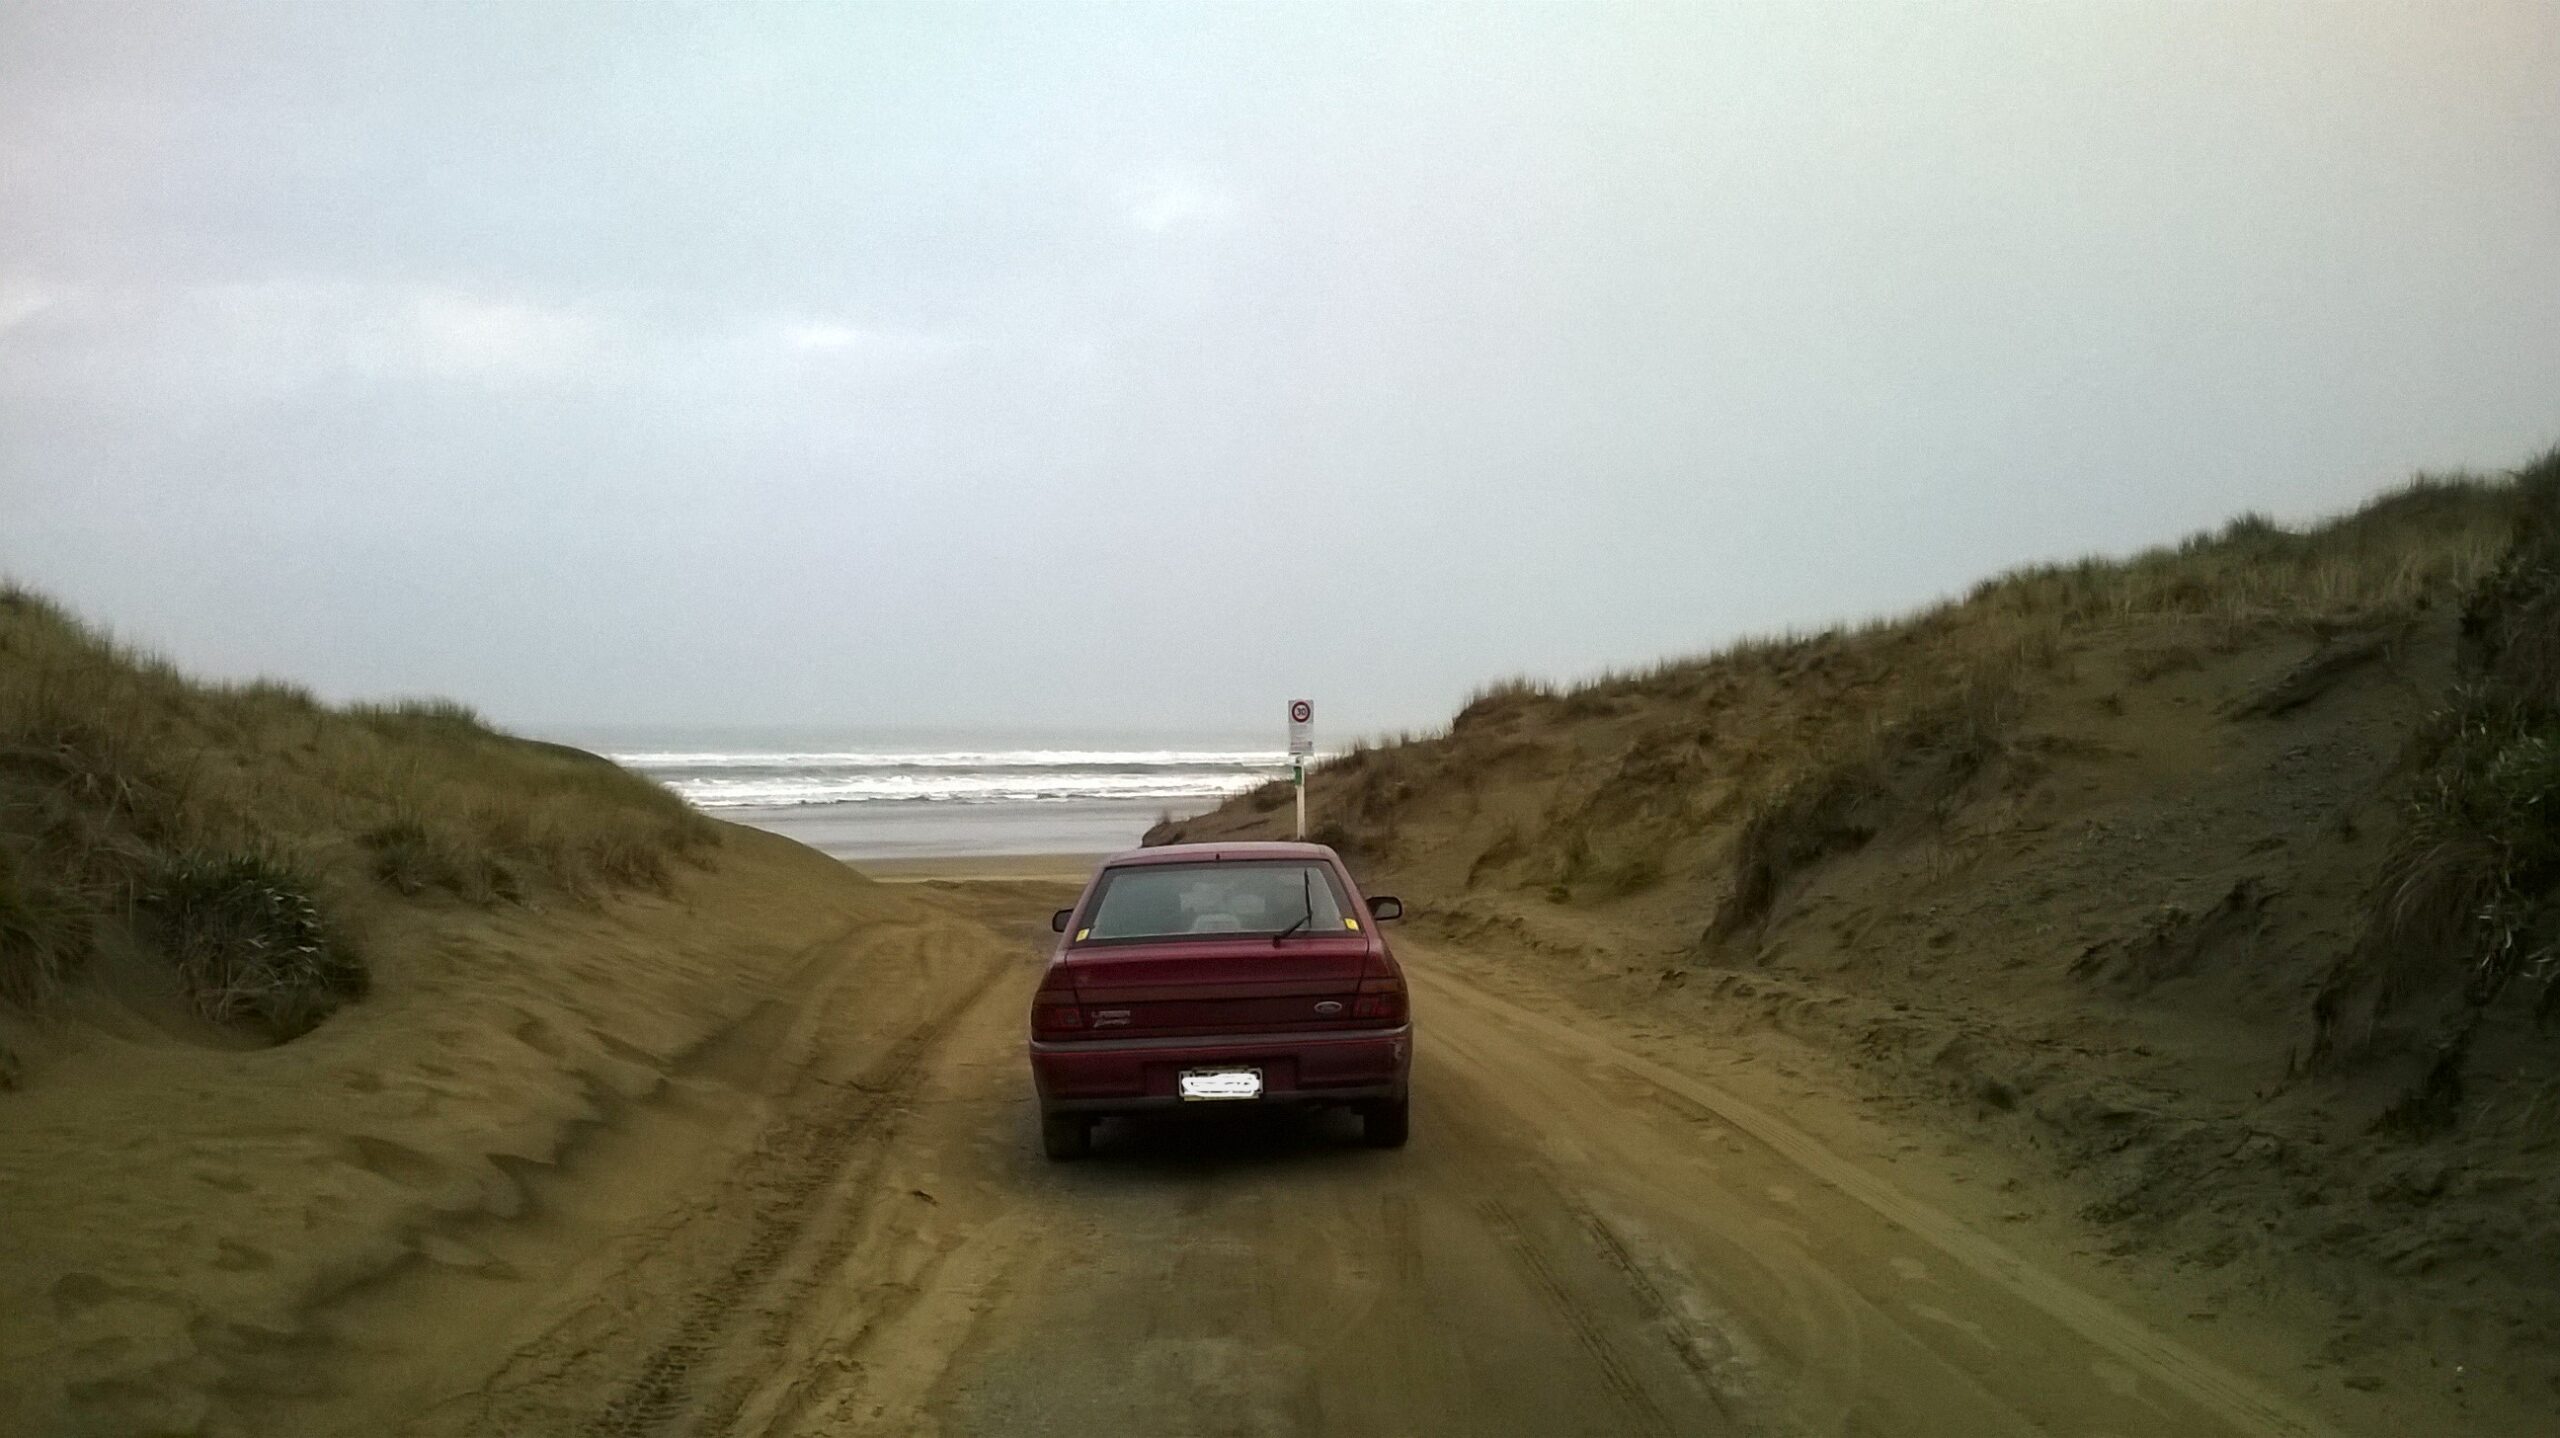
left=1041, top=1111, right=1093, bottom=1161
left=1361, top=1096, right=1409, bottom=1149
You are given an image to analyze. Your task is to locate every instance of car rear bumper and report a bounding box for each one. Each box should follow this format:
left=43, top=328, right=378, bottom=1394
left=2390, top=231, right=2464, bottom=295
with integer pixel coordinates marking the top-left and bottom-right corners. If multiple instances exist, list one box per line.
left=1030, top=1025, right=1411, bottom=1114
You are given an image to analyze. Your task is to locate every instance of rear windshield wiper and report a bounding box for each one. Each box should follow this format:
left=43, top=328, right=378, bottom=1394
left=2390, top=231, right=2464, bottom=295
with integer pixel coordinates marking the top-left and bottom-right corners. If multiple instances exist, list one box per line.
left=1272, top=869, right=1315, bottom=945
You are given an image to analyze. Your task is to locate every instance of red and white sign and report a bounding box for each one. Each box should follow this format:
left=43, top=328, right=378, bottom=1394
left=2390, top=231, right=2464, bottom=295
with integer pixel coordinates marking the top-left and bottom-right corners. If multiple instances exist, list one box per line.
left=1287, top=699, right=1314, bottom=756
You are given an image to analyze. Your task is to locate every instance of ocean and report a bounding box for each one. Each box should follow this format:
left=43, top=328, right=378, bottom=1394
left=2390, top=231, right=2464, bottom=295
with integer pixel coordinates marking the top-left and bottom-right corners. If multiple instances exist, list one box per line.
left=559, top=727, right=1300, bottom=862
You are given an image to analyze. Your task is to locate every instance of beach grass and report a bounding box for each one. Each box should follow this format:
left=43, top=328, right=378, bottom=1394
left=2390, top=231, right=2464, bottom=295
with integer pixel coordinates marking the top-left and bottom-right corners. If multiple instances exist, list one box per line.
left=0, top=584, right=717, bottom=1039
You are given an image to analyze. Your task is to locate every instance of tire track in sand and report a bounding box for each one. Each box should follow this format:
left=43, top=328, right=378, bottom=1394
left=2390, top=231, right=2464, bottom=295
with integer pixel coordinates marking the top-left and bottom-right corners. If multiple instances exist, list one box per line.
left=582, top=921, right=1007, bottom=1438
left=1413, top=966, right=2334, bottom=1438
left=1473, top=1197, right=1674, bottom=1438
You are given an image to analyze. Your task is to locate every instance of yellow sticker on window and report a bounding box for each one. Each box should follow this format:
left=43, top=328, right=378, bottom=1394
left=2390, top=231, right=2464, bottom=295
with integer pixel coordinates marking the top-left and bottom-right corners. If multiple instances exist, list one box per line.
left=1075, top=928, right=1090, bottom=941
left=1344, top=918, right=1360, bottom=931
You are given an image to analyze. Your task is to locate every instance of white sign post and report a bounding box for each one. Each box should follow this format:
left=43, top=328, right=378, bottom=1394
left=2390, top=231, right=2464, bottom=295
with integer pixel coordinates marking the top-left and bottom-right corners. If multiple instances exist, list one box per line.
left=1287, top=699, right=1314, bottom=840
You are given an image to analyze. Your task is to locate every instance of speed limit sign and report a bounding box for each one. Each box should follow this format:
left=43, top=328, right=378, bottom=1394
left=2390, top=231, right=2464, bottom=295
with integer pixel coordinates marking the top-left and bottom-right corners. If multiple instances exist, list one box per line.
left=1287, top=699, right=1314, bottom=756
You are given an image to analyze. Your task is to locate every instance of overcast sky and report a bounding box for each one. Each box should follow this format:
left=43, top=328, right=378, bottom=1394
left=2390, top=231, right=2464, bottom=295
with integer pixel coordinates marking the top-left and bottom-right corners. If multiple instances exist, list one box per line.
left=4, top=2, right=2556, bottom=740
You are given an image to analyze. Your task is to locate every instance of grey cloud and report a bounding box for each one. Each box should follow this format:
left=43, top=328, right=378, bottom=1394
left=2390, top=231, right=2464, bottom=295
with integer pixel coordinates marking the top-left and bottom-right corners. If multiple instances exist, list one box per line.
left=4, top=1, right=2556, bottom=738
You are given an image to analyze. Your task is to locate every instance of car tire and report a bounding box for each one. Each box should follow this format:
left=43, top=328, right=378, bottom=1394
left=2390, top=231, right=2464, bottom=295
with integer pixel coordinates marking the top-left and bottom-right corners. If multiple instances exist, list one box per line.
left=1041, top=1111, right=1092, bottom=1161
left=1361, top=1096, right=1410, bottom=1149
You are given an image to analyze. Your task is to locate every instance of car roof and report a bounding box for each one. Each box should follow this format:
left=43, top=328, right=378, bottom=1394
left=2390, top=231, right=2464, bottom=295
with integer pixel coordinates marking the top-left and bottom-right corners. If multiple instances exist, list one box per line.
left=1097, top=841, right=1337, bottom=868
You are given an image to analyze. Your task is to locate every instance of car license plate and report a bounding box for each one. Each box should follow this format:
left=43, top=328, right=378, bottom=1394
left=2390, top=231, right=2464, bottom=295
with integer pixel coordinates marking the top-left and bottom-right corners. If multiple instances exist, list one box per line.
left=1178, top=1067, right=1263, bottom=1101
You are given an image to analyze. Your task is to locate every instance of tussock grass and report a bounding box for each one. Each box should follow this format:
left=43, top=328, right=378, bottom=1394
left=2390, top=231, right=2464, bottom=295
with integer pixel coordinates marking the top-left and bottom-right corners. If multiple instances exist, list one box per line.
left=0, top=583, right=719, bottom=1036
left=1453, top=676, right=1558, bottom=730
left=143, top=851, right=366, bottom=1040
left=2316, top=451, right=2560, bottom=1092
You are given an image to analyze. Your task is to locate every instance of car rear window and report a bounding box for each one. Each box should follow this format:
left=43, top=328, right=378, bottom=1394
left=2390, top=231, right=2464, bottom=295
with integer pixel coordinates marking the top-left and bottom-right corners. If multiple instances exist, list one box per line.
left=1079, top=860, right=1353, bottom=941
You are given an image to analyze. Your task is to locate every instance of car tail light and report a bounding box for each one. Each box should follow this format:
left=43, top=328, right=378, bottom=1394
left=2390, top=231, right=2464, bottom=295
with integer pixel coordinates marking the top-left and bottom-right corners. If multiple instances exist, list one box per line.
left=1352, top=976, right=1406, bottom=1023
left=1033, top=969, right=1083, bottom=1033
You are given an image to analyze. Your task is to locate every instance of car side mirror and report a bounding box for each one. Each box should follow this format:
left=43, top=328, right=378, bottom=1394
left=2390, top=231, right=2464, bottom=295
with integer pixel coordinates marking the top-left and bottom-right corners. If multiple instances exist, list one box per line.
left=1051, top=908, right=1073, bottom=933
left=1368, top=896, right=1403, bottom=922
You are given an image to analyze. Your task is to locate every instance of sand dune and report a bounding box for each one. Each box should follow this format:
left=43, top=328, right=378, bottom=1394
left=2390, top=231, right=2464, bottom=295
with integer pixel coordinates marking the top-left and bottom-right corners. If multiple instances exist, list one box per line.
left=0, top=826, right=909, bottom=1433
left=1154, top=464, right=2560, bottom=1425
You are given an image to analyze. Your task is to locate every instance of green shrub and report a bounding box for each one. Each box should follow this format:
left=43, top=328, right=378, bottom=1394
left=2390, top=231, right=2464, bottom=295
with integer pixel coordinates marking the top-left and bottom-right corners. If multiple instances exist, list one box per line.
left=2372, top=699, right=2560, bottom=1006
left=2386, top=455, right=2560, bottom=1011
left=142, top=853, right=366, bottom=1040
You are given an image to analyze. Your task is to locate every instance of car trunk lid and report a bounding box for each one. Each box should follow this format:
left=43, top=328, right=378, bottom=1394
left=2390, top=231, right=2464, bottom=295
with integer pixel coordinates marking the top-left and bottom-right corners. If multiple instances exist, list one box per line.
left=1062, top=935, right=1371, bottom=1036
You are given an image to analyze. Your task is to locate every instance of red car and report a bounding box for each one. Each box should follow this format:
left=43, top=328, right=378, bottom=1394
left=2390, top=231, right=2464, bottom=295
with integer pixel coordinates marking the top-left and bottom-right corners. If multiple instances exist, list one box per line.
left=1028, top=841, right=1412, bottom=1160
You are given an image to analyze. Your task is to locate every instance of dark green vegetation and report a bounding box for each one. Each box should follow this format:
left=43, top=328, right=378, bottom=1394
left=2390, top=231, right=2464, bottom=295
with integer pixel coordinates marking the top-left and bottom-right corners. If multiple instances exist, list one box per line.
left=2317, top=450, right=2560, bottom=1121
left=0, top=587, right=716, bottom=1042
left=141, top=851, right=368, bottom=1040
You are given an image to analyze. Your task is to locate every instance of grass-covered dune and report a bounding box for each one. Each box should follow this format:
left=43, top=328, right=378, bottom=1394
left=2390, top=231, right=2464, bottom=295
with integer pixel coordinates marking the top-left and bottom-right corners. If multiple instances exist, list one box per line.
left=1161, top=448, right=2560, bottom=1412
left=0, top=584, right=912, bottom=1434
left=0, top=585, right=717, bottom=1053
left=1172, top=454, right=2558, bottom=1070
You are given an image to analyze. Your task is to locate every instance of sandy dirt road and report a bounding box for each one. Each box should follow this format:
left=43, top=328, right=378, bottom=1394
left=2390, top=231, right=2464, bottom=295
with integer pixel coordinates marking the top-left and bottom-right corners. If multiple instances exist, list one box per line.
left=261, top=879, right=2338, bottom=1438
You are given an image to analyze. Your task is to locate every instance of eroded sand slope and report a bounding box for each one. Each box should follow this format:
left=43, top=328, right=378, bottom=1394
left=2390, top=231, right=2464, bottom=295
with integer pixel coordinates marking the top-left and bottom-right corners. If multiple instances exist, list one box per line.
left=0, top=827, right=901, bottom=1433
left=1153, top=476, right=2560, bottom=1425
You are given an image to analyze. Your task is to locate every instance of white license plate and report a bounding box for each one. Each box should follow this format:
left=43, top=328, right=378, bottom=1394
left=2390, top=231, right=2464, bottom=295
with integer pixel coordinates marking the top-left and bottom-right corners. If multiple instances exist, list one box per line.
left=1178, top=1067, right=1264, bottom=1101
